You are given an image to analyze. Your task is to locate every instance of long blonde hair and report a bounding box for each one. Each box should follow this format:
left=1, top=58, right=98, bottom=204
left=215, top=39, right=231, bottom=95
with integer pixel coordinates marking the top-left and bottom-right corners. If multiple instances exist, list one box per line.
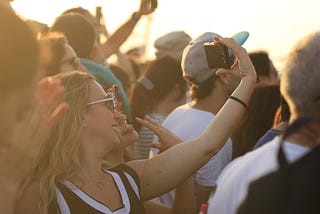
left=33, top=71, right=94, bottom=213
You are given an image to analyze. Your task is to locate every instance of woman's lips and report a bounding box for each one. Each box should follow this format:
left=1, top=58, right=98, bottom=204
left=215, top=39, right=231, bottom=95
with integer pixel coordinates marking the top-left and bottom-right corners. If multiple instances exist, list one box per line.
left=121, top=124, right=134, bottom=135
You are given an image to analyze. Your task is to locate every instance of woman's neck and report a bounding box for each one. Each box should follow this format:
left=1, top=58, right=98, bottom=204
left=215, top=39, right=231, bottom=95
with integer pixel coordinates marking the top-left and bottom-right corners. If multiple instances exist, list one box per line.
left=73, top=147, right=105, bottom=181
left=103, top=150, right=125, bottom=169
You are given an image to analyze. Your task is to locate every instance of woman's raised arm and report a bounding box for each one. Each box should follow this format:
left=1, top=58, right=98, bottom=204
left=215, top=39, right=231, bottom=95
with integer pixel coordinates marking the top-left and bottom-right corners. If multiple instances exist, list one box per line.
left=127, top=37, right=257, bottom=201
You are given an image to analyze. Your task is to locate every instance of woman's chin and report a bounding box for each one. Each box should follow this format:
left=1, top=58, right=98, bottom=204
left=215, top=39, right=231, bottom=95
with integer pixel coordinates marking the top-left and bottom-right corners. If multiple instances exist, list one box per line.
left=122, top=125, right=136, bottom=136
left=125, top=130, right=139, bottom=143
left=120, top=127, right=139, bottom=146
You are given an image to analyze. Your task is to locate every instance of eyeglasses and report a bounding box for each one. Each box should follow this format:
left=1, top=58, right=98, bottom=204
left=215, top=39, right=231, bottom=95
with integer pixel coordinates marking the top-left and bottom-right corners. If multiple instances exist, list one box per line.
left=106, top=85, right=119, bottom=110
left=87, top=94, right=116, bottom=113
left=62, top=57, right=81, bottom=69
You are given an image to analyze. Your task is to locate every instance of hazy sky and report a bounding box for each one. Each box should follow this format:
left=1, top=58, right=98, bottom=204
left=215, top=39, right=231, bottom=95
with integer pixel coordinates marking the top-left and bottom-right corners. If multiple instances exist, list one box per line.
left=12, top=0, right=320, bottom=71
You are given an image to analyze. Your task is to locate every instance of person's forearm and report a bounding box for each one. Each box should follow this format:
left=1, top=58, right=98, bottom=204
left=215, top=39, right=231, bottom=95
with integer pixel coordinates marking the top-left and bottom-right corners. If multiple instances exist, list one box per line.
left=134, top=75, right=256, bottom=201
left=100, top=0, right=155, bottom=58
left=101, top=13, right=140, bottom=59
left=195, top=185, right=214, bottom=212
left=115, top=51, right=136, bottom=83
left=173, top=177, right=196, bottom=214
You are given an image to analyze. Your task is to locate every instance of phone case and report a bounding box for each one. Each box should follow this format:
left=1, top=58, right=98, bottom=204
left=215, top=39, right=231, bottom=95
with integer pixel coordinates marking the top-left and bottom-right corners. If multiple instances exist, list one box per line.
left=204, top=43, right=231, bottom=69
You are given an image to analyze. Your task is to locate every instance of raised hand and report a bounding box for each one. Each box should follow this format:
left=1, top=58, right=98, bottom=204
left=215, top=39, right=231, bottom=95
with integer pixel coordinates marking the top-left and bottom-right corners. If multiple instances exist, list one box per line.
left=214, top=37, right=257, bottom=82
left=0, top=77, right=68, bottom=212
left=136, top=115, right=182, bottom=153
left=1, top=77, right=68, bottom=189
left=136, top=0, right=156, bottom=16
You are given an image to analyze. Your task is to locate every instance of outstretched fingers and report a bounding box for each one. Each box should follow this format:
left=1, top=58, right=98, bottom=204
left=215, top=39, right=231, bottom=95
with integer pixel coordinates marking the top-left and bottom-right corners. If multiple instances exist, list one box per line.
left=138, top=0, right=156, bottom=15
left=135, top=116, right=161, bottom=135
left=136, top=116, right=183, bottom=153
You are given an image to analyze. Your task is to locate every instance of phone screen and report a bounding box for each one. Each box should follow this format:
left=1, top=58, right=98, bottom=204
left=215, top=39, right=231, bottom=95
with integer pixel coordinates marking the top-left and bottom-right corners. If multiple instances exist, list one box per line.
left=204, top=43, right=232, bottom=69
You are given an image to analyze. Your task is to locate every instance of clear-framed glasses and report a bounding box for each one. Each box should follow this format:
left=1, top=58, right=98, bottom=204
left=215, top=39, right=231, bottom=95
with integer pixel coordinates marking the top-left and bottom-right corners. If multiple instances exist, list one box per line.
left=87, top=93, right=116, bottom=113
left=106, top=85, right=119, bottom=110
left=62, top=57, right=81, bottom=69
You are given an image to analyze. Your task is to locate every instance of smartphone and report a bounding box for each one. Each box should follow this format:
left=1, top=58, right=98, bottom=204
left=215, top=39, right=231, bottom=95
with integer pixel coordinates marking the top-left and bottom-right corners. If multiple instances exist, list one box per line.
left=95, top=6, right=102, bottom=24
left=149, top=0, right=158, bottom=9
left=204, top=43, right=233, bottom=69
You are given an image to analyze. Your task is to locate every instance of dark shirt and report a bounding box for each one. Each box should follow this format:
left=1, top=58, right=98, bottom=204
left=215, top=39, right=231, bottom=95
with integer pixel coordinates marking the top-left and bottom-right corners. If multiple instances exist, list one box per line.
left=253, top=129, right=284, bottom=150
left=51, top=164, right=145, bottom=214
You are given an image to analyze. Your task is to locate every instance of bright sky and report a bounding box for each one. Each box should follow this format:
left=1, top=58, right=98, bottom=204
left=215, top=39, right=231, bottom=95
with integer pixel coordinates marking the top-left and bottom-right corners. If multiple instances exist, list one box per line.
left=12, top=0, right=320, bottom=72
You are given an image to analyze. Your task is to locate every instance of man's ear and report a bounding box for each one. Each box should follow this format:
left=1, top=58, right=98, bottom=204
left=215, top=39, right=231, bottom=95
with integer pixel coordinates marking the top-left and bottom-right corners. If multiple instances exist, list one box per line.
left=216, top=68, right=230, bottom=85
left=171, top=84, right=183, bottom=101
left=257, top=75, right=270, bottom=85
left=88, top=45, right=99, bottom=60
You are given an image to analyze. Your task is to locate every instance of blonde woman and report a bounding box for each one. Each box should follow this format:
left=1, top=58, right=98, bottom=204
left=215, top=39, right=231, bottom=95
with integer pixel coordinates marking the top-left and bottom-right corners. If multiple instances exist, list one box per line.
left=15, top=37, right=256, bottom=214
left=103, top=109, right=195, bottom=214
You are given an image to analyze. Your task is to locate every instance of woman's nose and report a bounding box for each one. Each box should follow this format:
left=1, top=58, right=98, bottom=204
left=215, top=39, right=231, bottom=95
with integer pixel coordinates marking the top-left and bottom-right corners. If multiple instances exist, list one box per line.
left=114, top=110, right=127, bottom=124
left=113, top=109, right=121, bottom=120
left=121, top=113, right=127, bottom=121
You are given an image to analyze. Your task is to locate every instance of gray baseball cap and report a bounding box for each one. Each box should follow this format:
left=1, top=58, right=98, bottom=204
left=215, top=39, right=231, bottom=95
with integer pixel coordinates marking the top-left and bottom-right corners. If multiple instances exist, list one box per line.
left=181, top=31, right=249, bottom=85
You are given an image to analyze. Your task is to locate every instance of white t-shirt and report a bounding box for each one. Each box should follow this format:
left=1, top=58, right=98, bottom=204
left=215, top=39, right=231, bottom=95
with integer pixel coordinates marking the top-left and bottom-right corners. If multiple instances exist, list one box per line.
left=207, top=136, right=310, bottom=214
left=150, top=103, right=233, bottom=207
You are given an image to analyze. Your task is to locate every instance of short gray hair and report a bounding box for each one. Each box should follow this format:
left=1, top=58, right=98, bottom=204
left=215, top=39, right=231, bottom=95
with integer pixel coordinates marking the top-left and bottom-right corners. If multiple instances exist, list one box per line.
left=281, top=31, right=320, bottom=115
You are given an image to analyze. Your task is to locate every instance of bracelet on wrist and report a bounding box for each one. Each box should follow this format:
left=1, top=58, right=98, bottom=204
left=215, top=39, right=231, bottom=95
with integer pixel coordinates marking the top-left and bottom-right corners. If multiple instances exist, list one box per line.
left=131, top=12, right=141, bottom=21
left=229, top=96, right=248, bottom=109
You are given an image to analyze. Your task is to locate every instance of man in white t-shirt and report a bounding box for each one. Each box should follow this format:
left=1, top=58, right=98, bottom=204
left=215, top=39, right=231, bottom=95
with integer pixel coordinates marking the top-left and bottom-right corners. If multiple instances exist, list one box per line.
left=207, top=136, right=309, bottom=214
left=150, top=31, right=249, bottom=211
left=207, top=31, right=320, bottom=214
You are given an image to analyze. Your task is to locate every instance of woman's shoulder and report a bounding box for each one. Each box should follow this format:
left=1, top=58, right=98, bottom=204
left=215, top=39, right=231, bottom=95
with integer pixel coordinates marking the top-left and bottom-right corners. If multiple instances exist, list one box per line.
left=108, top=163, right=139, bottom=184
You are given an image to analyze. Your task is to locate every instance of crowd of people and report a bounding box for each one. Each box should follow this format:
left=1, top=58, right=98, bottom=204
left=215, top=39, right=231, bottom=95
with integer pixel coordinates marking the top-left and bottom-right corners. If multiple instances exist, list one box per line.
left=1, top=0, right=320, bottom=213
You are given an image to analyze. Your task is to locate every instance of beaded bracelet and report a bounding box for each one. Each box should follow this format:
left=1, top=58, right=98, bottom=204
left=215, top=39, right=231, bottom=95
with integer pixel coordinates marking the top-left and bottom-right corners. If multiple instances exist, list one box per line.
left=229, top=96, right=248, bottom=109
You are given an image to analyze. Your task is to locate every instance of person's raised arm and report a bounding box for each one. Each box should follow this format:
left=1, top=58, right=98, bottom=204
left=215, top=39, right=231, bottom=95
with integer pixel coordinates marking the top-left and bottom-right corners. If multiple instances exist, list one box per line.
left=137, top=116, right=196, bottom=214
left=2, top=78, right=68, bottom=213
left=100, top=0, right=155, bottom=59
left=126, top=36, right=257, bottom=201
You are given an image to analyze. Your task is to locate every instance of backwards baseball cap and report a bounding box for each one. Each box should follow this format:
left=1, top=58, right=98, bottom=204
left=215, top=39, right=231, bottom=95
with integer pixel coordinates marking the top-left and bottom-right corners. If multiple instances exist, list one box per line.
left=181, top=31, right=249, bottom=85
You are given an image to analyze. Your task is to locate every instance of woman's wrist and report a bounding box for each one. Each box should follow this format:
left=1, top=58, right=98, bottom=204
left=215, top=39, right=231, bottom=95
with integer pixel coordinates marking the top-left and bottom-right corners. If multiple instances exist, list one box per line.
left=229, top=96, right=248, bottom=109
left=241, top=74, right=257, bottom=85
left=231, top=78, right=255, bottom=105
